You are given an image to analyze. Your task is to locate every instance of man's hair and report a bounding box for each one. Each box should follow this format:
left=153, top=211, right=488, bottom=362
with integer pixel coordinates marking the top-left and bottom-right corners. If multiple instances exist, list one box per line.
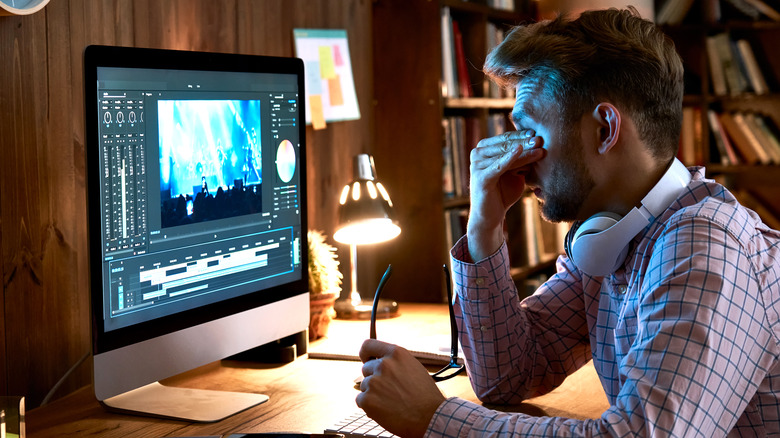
left=484, top=7, right=683, bottom=160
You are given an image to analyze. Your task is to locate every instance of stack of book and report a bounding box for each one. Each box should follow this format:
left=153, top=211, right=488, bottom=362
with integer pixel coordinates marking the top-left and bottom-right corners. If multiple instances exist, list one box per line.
left=679, top=106, right=705, bottom=165
left=712, top=111, right=780, bottom=165
left=706, top=32, right=771, bottom=96
left=441, top=8, right=474, bottom=99
left=657, top=0, right=780, bottom=24
left=505, top=194, right=569, bottom=268
left=444, top=206, right=470, bottom=251
left=442, top=116, right=481, bottom=198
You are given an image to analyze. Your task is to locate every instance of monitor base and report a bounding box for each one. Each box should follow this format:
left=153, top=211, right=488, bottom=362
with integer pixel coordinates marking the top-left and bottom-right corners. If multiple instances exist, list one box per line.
left=101, top=381, right=268, bottom=422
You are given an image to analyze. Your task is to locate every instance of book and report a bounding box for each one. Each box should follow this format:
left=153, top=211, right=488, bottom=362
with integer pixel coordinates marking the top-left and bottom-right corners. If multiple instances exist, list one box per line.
left=444, top=116, right=466, bottom=196
left=505, top=199, right=530, bottom=267
left=735, top=39, right=770, bottom=94
left=485, top=22, right=510, bottom=99
left=452, top=20, right=474, bottom=98
left=719, top=112, right=762, bottom=164
left=442, top=115, right=480, bottom=197
left=733, top=112, right=772, bottom=164
left=706, top=36, right=728, bottom=96
left=707, top=109, right=740, bottom=165
left=723, top=0, right=763, bottom=19
left=442, top=119, right=455, bottom=197
left=487, top=113, right=508, bottom=137
left=742, top=0, right=780, bottom=20
left=703, top=0, right=722, bottom=23
left=522, top=195, right=542, bottom=266
left=440, top=7, right=457, bottom=98
left=656, top=0, right=696, bottom=25
left=744, top=113, right=778, bottom=163
left=680, top=106, right=697, bottom=165
left=752, top=113, right=780, bottom=163
left=713, top=33, right=749, bottom=95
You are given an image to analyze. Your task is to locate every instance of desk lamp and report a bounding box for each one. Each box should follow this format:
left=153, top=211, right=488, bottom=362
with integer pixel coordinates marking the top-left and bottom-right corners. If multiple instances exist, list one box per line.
left=333, top=154, right=401, bottom=319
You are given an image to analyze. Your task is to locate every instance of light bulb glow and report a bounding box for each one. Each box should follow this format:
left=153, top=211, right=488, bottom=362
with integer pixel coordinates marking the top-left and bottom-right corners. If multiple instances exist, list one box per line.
left=367, top=181, right=378, bottom=199
left=333, top=218, right=401, bottom=245
left=351, top=181, right=361, bottom=201
left=376, top=182, right=393, bottom=207
left=339, top=185, right=350, bottom=205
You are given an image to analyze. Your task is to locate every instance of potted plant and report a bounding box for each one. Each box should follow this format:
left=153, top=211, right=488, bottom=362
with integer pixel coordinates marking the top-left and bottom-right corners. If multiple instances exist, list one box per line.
left=307, top=229, right=342, bottom=340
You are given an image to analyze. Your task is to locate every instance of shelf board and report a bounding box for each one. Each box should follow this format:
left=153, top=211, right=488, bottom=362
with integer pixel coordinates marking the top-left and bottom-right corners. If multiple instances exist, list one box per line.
left=444, top=97, right=515, bottom=109
left=661, top=20, right=780, bottom=32
left=441, top=0, right=532, bottom=22
left=443, top=196, right=470, bottom=209
left=705, top=164, right=780, bottom=187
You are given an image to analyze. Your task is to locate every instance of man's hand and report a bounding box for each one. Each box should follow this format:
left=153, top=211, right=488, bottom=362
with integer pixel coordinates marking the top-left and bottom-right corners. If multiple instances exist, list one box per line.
left=356, top=339, right=446, bottom=438
left=467, top=129, right=545, bottom=261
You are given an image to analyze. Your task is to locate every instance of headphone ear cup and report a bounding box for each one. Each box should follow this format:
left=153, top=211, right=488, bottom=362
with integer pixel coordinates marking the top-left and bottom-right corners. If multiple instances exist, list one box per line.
left=565, top=212, right=623, bottom=273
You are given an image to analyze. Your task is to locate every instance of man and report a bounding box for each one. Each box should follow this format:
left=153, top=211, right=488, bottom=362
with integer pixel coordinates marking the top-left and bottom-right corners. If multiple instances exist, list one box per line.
left=356, top=7, right=780, bottom=437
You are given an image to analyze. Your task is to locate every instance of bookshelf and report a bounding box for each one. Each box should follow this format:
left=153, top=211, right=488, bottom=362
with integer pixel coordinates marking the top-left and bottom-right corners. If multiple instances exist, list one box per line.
left=663, top=0, right=780, bottom=225
left=372, top=0, right=557, bottom=303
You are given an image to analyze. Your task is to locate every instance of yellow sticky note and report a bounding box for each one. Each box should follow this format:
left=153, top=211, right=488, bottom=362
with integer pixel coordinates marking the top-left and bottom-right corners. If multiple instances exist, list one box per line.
left=318, top=45, right=336, bottom=79
left=310, top=95, right=326, bottom=130
left=328, top=75, right=344, bottom=107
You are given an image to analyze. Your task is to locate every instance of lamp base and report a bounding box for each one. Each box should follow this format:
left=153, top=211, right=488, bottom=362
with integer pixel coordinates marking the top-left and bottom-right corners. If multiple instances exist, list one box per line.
left=334, top=298, right=399, bottom=320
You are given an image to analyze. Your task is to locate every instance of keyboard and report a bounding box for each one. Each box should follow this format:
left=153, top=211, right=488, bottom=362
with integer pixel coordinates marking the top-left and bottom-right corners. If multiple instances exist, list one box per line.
left=325, top=410, right=397, bottom=437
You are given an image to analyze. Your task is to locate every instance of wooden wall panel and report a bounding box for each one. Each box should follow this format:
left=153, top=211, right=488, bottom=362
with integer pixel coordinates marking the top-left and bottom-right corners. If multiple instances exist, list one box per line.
left=0, top=0, right=372, bottom=408
left=370, top=0, right=446, bottom=302
left=0, top=7, right=57, bottom=407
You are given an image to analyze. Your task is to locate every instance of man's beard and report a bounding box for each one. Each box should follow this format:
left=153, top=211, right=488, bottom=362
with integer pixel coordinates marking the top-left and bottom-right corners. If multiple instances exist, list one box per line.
left=537, top=134, right=595, bottom=223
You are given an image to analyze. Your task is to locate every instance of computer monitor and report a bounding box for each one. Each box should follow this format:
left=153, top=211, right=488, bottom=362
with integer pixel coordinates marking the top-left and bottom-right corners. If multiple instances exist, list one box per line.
left=84, top=45, right=309, bottom=422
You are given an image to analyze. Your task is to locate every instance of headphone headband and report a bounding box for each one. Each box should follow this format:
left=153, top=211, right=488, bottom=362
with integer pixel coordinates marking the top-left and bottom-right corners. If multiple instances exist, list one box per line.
left=565, top=158, right=691, bottom=276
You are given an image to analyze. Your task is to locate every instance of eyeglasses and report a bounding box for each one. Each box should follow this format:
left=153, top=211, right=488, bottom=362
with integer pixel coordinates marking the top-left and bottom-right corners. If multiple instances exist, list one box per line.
left=369, top=264, right=465, bottom=382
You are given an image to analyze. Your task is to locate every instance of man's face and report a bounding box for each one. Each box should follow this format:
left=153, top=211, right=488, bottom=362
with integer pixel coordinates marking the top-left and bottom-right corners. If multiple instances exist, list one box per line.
left=511, top=81, right=595, bottom=223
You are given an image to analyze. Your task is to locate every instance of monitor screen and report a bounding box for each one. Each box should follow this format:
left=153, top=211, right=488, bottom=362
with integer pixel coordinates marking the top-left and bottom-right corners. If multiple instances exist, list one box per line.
left=84, top=45, right=309, bottom=421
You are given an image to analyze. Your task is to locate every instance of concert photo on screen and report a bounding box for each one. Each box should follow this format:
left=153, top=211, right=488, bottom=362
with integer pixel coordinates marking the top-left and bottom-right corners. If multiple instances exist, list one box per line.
left=158, top=99, right=263, bottom=228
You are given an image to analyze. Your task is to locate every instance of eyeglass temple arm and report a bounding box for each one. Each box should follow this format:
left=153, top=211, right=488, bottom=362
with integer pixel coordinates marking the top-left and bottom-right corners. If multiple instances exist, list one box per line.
left=370, top=264, right=394, bottom=340
left=443, top=264, right=460, bottom=359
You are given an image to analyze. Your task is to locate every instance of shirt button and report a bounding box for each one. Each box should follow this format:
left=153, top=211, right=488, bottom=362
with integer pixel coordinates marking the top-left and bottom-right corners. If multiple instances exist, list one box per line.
left=617, top=285, right=627, bottom=294
left=475, top=277, right=486, bottom=286
left=480, top=326, right=488, bottom=332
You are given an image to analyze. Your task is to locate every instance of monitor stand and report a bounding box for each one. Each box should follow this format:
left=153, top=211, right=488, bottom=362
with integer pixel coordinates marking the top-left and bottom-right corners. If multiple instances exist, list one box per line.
left=101, top=381, right=269, bottom=422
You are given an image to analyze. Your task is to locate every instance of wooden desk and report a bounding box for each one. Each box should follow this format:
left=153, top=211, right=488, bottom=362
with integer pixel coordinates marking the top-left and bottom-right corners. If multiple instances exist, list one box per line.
left=28, top=304, right=609, bottom=437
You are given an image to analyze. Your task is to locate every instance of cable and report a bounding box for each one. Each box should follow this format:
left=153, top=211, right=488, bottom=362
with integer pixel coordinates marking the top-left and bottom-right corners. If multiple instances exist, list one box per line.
left=41, top=351, right=90, bottom=406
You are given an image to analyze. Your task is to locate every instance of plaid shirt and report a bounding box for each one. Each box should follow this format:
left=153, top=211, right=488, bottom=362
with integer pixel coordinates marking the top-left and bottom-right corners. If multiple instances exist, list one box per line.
left=432, top=167, right=780, bottom=437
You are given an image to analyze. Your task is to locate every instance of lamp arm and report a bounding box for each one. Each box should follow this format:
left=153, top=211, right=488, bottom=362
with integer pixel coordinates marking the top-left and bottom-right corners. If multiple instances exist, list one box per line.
left=349, top=244, right=361, bottom=306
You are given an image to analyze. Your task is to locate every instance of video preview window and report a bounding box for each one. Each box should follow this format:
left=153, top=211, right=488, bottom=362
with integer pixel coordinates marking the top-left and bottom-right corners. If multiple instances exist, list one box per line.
left=158, top=100, right=262, bottom=228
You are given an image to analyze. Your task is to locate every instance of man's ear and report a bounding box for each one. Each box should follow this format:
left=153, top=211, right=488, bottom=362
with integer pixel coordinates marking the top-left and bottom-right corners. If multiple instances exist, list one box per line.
left=592, top=103, right=621, bottom=155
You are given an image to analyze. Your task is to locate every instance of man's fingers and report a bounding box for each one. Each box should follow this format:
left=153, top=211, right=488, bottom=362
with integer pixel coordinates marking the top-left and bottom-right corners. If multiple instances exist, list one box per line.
left=474, top=133, right=542, bottom=167
left=472, top=136, right=544, bottom=176
left=359, top=338, right=395, bottom=363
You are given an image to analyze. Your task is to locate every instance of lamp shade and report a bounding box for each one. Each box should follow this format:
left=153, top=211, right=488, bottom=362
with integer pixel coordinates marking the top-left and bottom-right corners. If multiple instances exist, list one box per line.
left=333, top=154, right=401, bottom=245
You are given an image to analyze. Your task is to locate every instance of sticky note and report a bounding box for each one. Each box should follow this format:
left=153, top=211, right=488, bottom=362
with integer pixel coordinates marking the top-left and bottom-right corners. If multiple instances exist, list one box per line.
left=318, top=45, right=336, bottom=79
left=305, top=61, right=323, bottom=95
left=310, top=95, right=326, bottom=130
left=333, top=44, right=344, bottom=67
left=328, top=75, right=344, bottom=107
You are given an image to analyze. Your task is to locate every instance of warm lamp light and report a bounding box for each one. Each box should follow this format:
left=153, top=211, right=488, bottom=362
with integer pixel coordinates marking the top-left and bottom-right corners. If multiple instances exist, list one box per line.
left=333, top=154, right=400, bottom=319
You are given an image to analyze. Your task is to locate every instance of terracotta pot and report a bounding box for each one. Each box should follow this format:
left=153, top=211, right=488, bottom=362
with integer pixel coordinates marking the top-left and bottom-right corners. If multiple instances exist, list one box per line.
left=309, top=292, right=338, bottom=341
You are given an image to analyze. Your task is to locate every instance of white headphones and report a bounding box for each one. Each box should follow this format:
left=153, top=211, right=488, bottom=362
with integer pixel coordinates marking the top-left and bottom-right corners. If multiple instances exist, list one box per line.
left=564, top=158, right=691, bottom=277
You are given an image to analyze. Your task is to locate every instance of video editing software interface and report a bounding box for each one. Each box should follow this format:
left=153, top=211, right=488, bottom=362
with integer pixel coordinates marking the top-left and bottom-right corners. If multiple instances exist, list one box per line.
left=95, top=64, right=303, bottom=332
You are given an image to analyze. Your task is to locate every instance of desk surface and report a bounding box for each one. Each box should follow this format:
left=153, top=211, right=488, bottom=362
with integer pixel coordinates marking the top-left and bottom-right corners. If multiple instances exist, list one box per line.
left=28, top=303, right=609, bottom=437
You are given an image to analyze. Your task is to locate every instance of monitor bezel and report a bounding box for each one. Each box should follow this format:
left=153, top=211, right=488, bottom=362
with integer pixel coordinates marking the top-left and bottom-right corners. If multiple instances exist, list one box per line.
left=84, top=45, right=309, bottom=356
